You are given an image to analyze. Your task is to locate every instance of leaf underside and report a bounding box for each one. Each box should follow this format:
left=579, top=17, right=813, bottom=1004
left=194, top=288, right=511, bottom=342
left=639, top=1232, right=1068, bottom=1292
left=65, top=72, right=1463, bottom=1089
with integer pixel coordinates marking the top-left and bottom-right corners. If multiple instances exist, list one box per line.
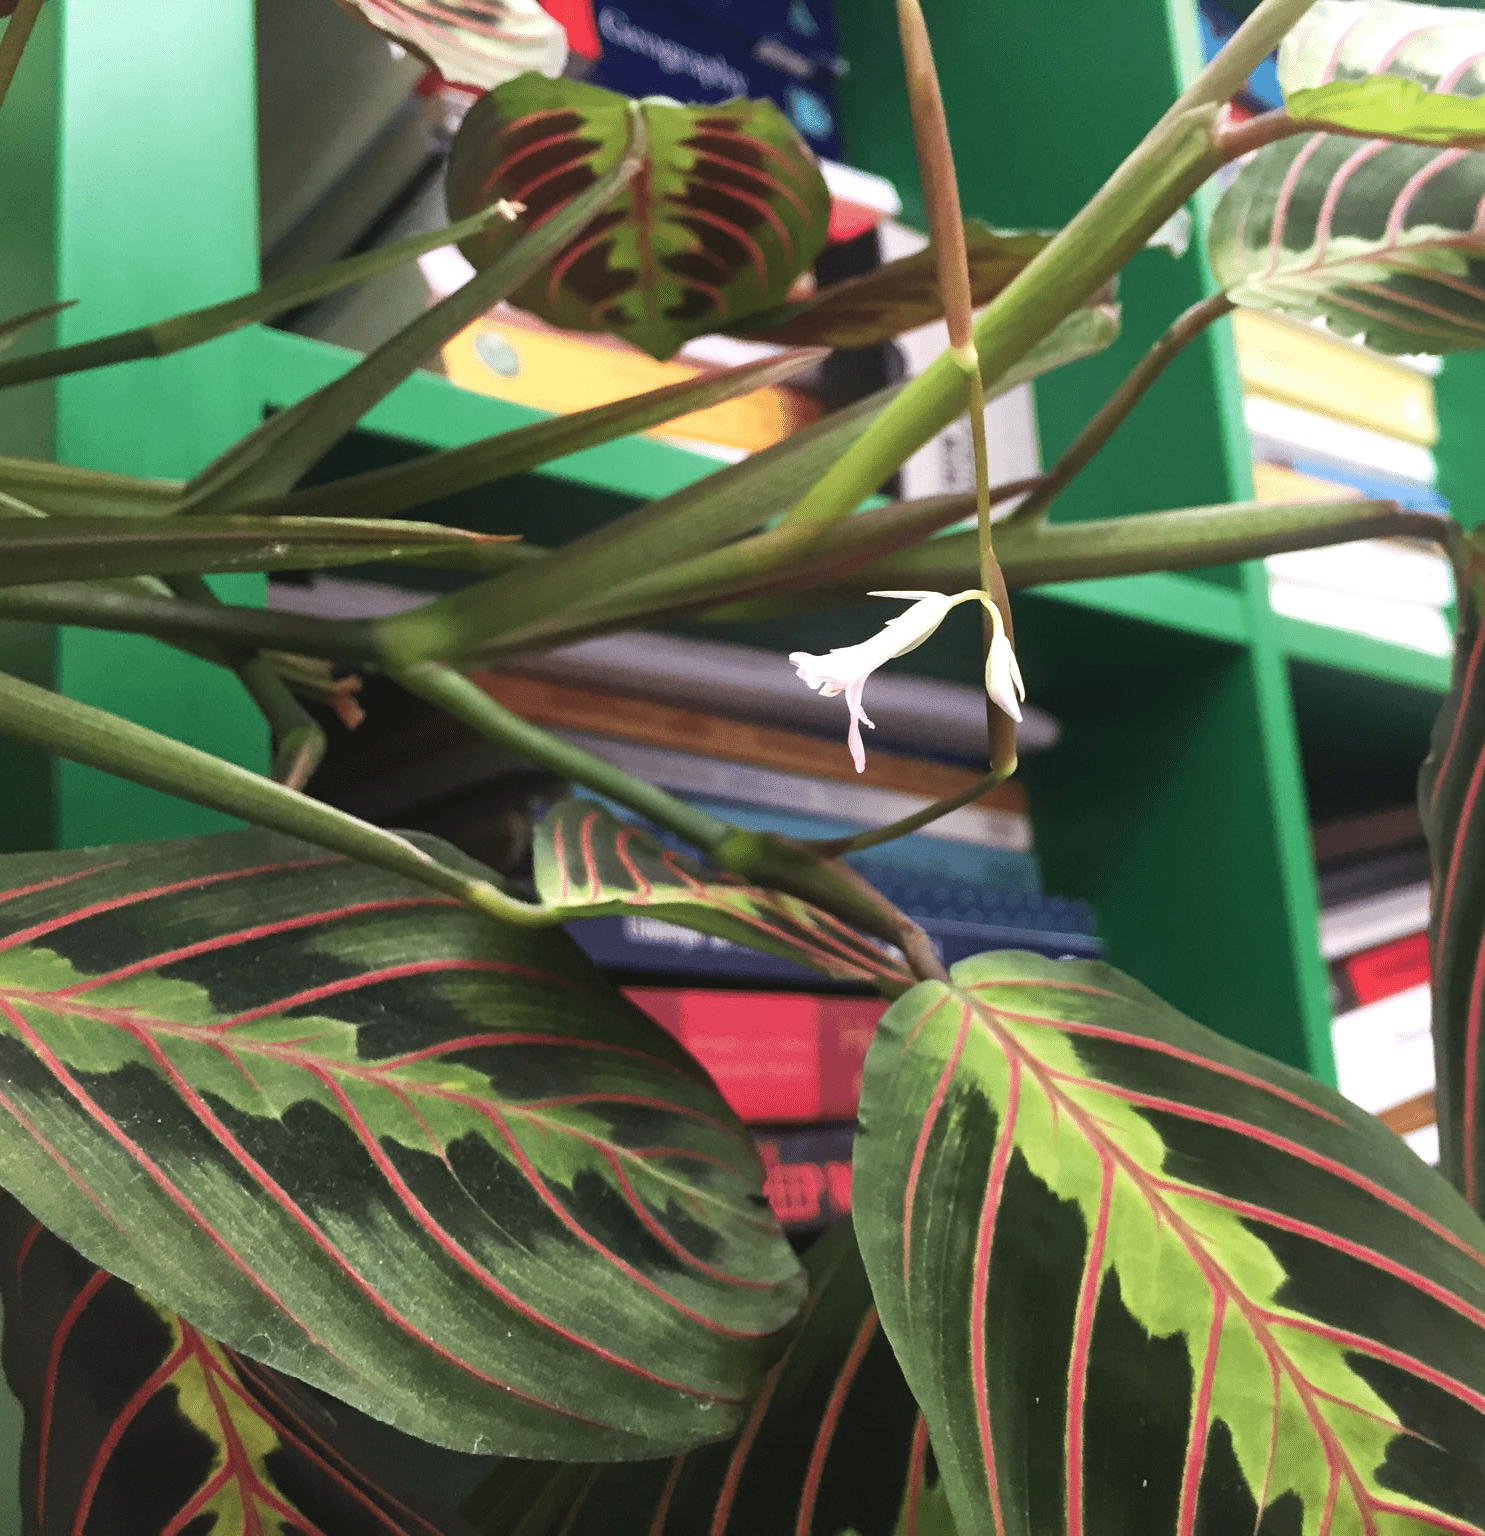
left=735, top=222, right=1056, bottom=349
left=1210, top=0, right=1485, bottom=353
left=0, top=1194, right=473, bottom=1536
left=465, top=1222, right=959, bottom=1536
left=854, top=950, right=1485, bottom=1536
left=447, top=73, right=830, bottom=359
left=0, top=830, right=803, bottom=1457
left=533, top=798, right=914, bottom=990
left=331, top=0, right=566, bottom=90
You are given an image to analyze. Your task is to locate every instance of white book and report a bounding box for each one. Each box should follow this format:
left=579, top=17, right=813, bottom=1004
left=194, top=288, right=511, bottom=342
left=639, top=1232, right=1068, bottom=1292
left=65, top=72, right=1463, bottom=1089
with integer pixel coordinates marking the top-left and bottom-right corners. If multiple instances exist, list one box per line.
left=1319, top=881, right=1431, bottom=961
left=1330, top=983, right=1434, bottom=1118
left=1265, top=538, right=1453, bottom=608
left=1246, top=394, right=1437, bottom=486
left=1268, top=578, right=1453, bottom=655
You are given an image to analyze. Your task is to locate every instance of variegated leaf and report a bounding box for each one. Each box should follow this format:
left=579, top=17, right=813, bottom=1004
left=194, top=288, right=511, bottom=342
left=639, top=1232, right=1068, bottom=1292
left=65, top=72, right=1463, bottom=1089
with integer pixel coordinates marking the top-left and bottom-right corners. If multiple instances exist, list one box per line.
left=1421, top=527, right=1483, bottom=1209
left=733, top=223, right=1055, bottom=349
left=331, top=0, right=566, bottom=89
left=446, top=74, right=830, bottom=360
left=533, top=798, right=914, bottom=991
left=464, top=1222, right=959, bottom=1536
left=854, top=950, right=1485, bottom=1536
left=1209, top=0, right=1485, bottom=353
left=0, top=1195, right=473, bottom=1536
left=0, top=830, right=804, bottom=1457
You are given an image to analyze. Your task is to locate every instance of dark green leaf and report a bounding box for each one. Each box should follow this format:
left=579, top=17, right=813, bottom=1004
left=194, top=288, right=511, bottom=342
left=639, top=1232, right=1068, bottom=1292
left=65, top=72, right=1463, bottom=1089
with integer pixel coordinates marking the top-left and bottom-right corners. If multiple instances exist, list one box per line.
left=855, top=950, right=1485, bottom=1536
left=734, top=222, right=1054, bottom=349
left=533, top=799, right=913, bottom=989
left=0, top=1194, right=474, bottom=1536
left=1421, top=527, right=1480, bottom=1208
left=0, top=456, right=178, bottom=519
left=0, top=514, right=512, bottom=585
left=465, top=1223, right=959, bottom=1536
left=1212, top=0, right=1485, bottom=353
left=447, top=74, right=830, bottom=360
left=259, top=346, right=826, bottom=524
left=331, top=0, right=566, bottom=89
left=0, top=830, right=804, bottom=1456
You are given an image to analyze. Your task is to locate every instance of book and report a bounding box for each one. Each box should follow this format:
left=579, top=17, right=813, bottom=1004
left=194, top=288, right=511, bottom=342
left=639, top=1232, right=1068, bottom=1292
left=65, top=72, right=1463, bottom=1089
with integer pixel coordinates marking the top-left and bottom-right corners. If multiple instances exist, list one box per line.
left=1331, top=981, right=1437, bottom=1163
left=471, top=669, right=1028, bottom=812
left=562, top=735, right=1033, bottom=854
left=441, top=308, right=823, bottom=455
left=1233, top=309, right=1438, bottom=447
left=1265, top=540, right=1453, bottom=610
left=1319, top=880, right=1431, bottom=962
left=1246, top=395, right=1437, bottom=489
left=1312, top=802, right=1425, bottom=866
left=1252, top=461, right=1363, bottom=506
left=627, top=985, right=884, bottom=1122
left=1268, top=581, right=1454, bottom=656
left=754, top=1122, right=855, bottom=1232
left=1329, top=929, right=1430, bottom=1015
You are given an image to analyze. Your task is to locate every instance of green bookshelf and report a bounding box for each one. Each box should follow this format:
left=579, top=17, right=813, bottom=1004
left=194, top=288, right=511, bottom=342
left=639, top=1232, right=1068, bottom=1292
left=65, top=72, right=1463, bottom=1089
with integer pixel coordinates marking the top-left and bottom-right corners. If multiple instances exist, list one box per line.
left=0, top=0, right=1465, bottom=1522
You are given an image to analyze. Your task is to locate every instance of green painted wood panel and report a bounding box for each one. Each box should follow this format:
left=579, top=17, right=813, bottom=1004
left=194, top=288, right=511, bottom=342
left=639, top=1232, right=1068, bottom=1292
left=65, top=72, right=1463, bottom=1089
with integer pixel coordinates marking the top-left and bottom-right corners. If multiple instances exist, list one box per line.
left=0, top=0, right=268, bottom=851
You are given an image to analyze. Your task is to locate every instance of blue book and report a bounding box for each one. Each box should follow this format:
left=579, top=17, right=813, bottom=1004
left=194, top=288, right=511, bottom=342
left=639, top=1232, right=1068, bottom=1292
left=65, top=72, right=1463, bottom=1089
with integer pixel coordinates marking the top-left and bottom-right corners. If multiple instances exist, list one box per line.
left=567, top=909, right=1101, bottom=988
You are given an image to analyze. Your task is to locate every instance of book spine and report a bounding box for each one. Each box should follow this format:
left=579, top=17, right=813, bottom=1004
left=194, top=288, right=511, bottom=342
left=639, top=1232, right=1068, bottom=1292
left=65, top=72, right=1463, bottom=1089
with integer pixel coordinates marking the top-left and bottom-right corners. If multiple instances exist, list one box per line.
left=626, top=986, right=882, bottom=1123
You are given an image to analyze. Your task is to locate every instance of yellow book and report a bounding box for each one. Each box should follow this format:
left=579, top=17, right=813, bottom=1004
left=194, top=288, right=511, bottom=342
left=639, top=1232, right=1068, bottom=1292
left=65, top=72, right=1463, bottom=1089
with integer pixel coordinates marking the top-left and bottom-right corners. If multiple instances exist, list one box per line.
left=1251, top=461, right=1364, bottom=504
left=441, top=315, right=820, bottom=454
left=1232, top=309, right=1437, bottom=447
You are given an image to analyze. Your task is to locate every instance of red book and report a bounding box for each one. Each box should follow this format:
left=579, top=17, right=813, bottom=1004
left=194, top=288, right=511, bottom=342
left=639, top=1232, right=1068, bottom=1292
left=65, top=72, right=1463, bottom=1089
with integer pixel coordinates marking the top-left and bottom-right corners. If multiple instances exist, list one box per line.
left=1332, top=930, right=1430, bottom=1012
left=624, top=987, right=886, bottom=1123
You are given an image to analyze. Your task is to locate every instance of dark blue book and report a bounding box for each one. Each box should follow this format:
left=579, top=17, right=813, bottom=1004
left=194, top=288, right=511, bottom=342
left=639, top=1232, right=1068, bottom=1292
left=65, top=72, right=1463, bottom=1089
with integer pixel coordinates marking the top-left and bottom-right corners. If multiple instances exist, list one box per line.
left=567, top=905, right=1100, bottom=987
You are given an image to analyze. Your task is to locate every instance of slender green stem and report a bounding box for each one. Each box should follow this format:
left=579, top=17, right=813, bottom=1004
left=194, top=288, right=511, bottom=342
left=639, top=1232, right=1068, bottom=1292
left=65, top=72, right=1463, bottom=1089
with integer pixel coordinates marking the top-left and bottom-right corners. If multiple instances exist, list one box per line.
left=775, top=0, right=1317, bottom=537
left=702, top=496, right=1446, bottom=617
left=166, top=574, right=326, bottom=790
left=0, top=666, right=548, bottom=926
left=1001, top=292, right=1237, bottom=530
left=390, top=661, right=736, bottom=854
left=0, top=0, right=44, bottom=118
left=810, top=769, right=1004, bottom=857
left=0, top=581, right=379, bottom=661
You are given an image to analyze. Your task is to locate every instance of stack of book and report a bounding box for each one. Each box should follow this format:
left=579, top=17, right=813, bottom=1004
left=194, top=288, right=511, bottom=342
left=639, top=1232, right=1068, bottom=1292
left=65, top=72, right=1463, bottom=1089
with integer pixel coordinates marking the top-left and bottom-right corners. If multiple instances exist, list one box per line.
left=1236, top=310, right=1453, bottom=655
left=1197, top=5, right=1455, bottom=655
left=1314, top=805, right=1437, bottom=1164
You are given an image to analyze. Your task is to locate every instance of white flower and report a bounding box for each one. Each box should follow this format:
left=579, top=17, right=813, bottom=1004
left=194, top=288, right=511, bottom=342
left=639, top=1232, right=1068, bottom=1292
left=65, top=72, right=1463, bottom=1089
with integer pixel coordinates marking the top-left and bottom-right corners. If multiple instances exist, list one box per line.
left=790, top=589, right=1024, bottom=772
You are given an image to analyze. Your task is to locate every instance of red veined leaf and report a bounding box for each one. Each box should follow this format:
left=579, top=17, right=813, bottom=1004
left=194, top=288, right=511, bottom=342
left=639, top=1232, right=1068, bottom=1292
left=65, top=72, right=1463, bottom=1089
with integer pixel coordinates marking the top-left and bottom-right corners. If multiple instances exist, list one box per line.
left=0, top=830, right=804, bottom=1457
left=1421, top=528, right=1481, bottom=1209
left=0, top=1193, right=474, bottom=1536
left=854, top=950, right=1485, bottom=1536
left=331, top=0, right=566, bottom=89
left=532, top=798, right=915, bottom=991
left=1210, top=0, right=1485, bottom=354
left=732, top=222, right=1056, bottom=349
left=463, top=1221, right=960, bottom=1536
left=446, top=73, right=831, bottom=360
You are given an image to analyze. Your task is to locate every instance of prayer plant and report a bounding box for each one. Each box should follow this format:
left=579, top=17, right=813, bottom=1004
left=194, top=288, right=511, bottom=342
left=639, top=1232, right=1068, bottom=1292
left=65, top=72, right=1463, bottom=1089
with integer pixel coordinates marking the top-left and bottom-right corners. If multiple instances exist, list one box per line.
left=7, top=0, right=1485, bottom=1530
